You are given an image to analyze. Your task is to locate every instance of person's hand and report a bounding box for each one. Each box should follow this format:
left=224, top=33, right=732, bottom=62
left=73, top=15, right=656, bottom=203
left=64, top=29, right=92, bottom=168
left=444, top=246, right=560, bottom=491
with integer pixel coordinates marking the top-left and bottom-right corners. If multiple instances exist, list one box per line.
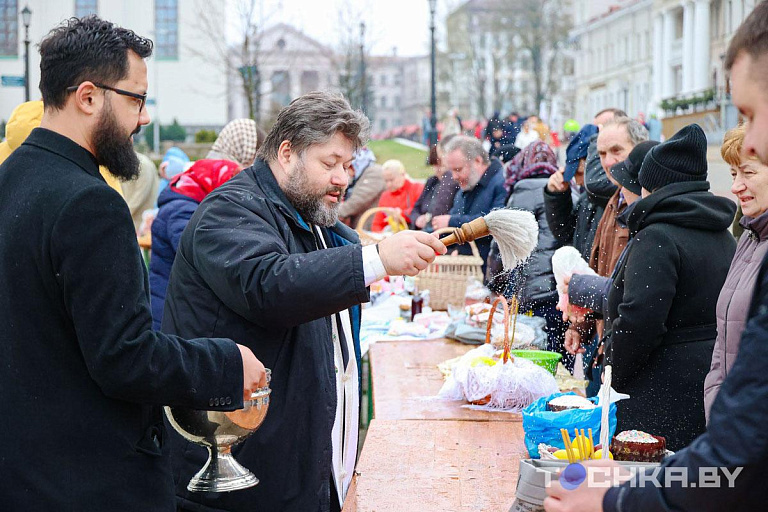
left=564, top=328, right=585, bottom=355
left=415, top=214, right=429, bottom=229
left=377, top=230, right=447, bottom=276
left=431, top=214, right=451, bottom=230
left=159, top=161, right=169, bottom=180
left=562, top=274, right=571, bottom=297
left=566, top=304, right=589, bottom=325
left=547, top=169, right=570, bottom=193
left=544, top=459, right=630, bottom=512
left=237, top=344, right=268, bottom=401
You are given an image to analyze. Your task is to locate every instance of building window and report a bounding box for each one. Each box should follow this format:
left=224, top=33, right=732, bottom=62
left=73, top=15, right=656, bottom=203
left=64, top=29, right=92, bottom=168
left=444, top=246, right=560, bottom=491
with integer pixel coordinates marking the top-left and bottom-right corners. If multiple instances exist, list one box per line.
left=380, top=119, right=387, bottom=131
left=75, top=0, right=98, bottom=17
left=300, top=70, right=319, bottom=93
left=155, top=0, right=178, bottom=59
left=271, top=70, right=291, bottom=106
left=394, top=73, right=401, bottom=86
left=380, top=74, right=387, bottom=86
left=675, top=8, right=684, bottom=39
left=0, top=0, right=18, bottom=57
left=380, top=96, right=387, bottom=109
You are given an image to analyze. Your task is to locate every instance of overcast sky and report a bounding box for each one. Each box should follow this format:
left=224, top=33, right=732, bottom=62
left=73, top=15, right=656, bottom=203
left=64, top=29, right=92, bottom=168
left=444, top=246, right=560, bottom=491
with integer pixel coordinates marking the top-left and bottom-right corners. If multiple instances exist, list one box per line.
left=226, top=0, right=460, bottom=57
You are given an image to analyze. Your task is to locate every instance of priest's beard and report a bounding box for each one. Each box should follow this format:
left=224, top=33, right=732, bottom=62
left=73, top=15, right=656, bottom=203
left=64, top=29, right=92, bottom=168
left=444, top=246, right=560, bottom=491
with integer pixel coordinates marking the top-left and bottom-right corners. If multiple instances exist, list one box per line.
left=92, top=99, right=141, bottom=182
left=282, top=157, right=344, bottom=227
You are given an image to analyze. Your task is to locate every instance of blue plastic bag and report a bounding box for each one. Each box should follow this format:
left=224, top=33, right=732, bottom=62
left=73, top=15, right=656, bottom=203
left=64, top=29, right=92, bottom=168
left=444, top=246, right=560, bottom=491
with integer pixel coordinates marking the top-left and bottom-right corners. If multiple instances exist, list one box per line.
left=522, top=392, right=617, bottom=458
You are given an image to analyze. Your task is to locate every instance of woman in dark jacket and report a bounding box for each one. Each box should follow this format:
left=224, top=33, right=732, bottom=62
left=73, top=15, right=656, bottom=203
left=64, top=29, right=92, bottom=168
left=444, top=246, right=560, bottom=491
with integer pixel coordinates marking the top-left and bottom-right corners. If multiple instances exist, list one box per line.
left=604, top=125, right=737, bottom=450
left=149, top=159, right=240, bottom=329
left=487, top=141, right=566, bottom=357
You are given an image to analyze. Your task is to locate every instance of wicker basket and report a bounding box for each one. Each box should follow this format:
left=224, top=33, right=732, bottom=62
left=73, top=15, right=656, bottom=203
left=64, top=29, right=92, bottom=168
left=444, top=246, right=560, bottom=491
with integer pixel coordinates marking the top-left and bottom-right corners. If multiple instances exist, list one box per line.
left=355, top=207, right=408, bottom=246
left=415, top=227, right=484, bottom=310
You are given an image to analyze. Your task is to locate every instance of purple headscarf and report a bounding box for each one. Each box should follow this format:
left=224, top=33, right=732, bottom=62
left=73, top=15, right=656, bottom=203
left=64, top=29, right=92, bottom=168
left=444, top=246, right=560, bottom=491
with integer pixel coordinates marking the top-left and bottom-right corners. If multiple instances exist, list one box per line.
left=503, top=140, right=559, bottom=192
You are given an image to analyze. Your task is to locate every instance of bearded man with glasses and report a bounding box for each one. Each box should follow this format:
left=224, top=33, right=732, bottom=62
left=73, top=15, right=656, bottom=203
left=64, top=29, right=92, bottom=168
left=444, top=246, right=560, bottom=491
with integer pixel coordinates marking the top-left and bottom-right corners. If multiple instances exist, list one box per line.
left=0, top=16, right=267, bottom=512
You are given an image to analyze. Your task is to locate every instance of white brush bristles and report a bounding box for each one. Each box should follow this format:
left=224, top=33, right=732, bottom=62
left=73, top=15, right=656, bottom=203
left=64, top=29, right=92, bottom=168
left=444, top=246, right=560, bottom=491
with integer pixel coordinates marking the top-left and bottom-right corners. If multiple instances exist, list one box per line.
left=484, top=209, right=538, bottom=270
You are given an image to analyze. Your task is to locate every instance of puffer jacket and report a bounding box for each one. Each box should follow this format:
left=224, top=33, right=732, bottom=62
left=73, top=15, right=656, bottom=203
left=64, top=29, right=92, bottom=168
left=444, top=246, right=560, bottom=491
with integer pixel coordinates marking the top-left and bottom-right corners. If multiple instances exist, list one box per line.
left=149, top=159, right=239, bottom=330
left=703, top=210, right=768, bottom=421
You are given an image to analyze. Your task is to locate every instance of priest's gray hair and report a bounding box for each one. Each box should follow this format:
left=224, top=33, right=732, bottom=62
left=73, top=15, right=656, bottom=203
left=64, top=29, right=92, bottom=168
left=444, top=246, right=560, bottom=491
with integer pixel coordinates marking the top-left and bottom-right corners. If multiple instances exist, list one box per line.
left=258, top=91, right=370, bottom=162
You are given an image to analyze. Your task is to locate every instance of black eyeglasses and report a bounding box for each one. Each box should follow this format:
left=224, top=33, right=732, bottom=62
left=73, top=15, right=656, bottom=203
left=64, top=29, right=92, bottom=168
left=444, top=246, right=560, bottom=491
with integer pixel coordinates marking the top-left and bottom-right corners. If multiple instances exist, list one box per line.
left=66, top=82, right=147, bottom=112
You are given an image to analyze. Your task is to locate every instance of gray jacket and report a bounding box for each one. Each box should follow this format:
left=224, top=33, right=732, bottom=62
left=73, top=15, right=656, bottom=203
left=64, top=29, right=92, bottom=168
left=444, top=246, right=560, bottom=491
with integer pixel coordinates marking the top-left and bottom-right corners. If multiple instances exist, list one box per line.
left=703, top=211, right=768, bottom=422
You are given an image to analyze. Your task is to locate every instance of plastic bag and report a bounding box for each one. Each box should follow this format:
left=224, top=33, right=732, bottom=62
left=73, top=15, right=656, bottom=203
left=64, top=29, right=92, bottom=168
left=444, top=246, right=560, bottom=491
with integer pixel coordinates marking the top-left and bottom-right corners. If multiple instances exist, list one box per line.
left=438, top=344, right=559, bottom=411
left=521, top=391, right=617, bottom=458
left=551, top=247, right=597, bottom=318
left=464, top=277, right=490, bottom=306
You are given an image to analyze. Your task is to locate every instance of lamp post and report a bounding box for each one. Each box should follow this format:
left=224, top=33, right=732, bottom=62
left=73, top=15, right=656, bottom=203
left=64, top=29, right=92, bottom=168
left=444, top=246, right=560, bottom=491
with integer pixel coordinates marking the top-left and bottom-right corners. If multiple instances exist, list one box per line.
left=21, top=5, right=31, bottom=102
left=359, top=21, right=367, bottom=115
left=428, top=0, right=438, bottom=148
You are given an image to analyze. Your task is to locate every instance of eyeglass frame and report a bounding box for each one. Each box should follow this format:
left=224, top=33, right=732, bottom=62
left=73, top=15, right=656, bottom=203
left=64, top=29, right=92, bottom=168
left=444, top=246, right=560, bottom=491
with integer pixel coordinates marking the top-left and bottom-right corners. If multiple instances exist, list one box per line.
left=66, top=82, right=147, bottom=112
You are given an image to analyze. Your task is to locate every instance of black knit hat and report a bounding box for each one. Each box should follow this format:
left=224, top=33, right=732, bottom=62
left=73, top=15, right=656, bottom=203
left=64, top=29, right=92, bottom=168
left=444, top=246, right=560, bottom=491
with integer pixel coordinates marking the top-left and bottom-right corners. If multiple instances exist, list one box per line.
left=611, top=140, right=660, bottom=195
left=638, top=124, right=708, bottom=192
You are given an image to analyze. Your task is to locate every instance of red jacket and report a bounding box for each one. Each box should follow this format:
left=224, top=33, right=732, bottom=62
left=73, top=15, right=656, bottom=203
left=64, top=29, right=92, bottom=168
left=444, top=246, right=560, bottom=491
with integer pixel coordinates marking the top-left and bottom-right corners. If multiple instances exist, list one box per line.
left=372, top=179, right=424, bottom=232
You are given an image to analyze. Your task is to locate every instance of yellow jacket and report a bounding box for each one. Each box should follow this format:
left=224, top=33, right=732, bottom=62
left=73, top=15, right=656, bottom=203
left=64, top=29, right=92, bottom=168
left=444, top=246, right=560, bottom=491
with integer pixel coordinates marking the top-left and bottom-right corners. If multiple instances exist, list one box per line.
left=1, top=100, right=123, bottom=196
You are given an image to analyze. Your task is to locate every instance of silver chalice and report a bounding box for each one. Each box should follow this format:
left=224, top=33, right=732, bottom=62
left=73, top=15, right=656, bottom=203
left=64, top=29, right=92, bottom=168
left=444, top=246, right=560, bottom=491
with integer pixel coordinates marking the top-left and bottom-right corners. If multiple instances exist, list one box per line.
left=164, top=369, right=271, bottom=492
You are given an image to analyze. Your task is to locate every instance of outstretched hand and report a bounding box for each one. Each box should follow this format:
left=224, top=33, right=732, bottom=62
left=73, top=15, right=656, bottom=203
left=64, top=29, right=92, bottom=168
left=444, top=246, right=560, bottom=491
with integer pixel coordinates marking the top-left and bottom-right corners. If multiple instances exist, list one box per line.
left=377, top=230, right=447, bottom=276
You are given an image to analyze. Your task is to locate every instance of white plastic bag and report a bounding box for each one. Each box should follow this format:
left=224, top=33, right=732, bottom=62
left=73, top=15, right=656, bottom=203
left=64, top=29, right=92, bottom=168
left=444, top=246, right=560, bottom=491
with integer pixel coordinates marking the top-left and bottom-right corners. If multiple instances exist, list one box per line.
left=551, top=246, right=597, bottom=316
left=437, top=344, right=560, bottom=411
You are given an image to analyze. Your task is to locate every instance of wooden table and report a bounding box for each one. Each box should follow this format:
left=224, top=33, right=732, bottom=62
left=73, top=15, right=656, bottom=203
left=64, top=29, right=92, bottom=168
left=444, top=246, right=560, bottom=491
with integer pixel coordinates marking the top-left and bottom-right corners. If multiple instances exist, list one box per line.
left=342, top=419, right=527, bottom=512
left=369, top=338, right=522, bottom=422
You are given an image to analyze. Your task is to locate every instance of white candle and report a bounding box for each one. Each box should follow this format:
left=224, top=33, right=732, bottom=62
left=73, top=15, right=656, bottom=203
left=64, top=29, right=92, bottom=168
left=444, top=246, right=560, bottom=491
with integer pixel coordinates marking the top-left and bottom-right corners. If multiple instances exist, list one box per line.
left=600, top=365, right=612, bottom=459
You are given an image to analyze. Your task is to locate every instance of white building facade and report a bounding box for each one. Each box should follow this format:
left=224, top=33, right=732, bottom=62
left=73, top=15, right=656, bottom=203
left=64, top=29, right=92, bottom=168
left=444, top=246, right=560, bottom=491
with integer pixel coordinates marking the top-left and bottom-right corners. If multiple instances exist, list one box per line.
left=570, top=0, right=759, bottom=125
left=0, top=0, right=227, bottom=133
left=227, top=23, right=338, bottom=123
left=652, top=0, right=758, bottom=106
left=570, top=0, right=655, bottom=124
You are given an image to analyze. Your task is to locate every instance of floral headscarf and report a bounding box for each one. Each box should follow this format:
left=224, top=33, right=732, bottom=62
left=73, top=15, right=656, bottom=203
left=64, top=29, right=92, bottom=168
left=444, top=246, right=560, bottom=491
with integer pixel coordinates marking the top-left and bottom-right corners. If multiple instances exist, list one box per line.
left=503, top=140, right=558, bottom=192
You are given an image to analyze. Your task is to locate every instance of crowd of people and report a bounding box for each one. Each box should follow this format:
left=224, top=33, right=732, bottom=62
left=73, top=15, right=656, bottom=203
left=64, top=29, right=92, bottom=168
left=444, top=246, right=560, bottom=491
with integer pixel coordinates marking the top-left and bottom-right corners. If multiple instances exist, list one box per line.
left=3, top=3, right=768, bottom=512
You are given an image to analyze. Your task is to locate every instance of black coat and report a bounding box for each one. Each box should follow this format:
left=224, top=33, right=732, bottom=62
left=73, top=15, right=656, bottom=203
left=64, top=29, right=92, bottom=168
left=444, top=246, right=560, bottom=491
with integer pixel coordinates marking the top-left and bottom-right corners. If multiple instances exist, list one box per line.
left=603, top=245, right=768, bottom=512
left=604, top=181, right=736, bottom=450
left=486, top=177, right=562, bottom=306
left=162, top=159, right=369, bottom=512
left=0, top=128, right=243, bottom=512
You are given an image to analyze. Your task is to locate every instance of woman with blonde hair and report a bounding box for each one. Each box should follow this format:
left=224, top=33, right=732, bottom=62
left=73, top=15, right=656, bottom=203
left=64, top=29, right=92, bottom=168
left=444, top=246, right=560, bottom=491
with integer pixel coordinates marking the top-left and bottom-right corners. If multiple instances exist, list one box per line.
left=703, top=123, right=768, bottom=421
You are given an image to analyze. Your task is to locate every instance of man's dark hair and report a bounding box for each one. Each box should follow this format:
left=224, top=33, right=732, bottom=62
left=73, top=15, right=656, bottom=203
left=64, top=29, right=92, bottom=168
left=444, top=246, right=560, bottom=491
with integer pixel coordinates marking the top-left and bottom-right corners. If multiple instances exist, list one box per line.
left=39, top=16, right=153, bottom=109
left=725, top=1, right=768, bottom=72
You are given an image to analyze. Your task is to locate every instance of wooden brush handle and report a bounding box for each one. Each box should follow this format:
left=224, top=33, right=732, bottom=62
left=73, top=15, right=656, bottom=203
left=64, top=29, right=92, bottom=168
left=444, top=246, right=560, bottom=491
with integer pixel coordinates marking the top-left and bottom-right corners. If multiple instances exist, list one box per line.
left=439, top=217, right=490, bottom=247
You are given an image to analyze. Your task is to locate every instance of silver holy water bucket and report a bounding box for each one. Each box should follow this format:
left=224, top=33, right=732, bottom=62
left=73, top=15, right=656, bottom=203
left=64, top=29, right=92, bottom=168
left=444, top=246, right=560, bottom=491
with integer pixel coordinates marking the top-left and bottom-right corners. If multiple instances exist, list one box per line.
left=164, top=369, right=271, bottom=492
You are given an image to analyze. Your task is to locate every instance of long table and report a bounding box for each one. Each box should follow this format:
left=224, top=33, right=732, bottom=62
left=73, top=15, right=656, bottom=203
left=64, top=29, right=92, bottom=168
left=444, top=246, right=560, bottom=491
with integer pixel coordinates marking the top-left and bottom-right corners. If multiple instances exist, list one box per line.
left=343, top=419, right=526, bottom=512
left=343, top=337, right=527, bottom=511
left=368, top=338, right=522, bottom=422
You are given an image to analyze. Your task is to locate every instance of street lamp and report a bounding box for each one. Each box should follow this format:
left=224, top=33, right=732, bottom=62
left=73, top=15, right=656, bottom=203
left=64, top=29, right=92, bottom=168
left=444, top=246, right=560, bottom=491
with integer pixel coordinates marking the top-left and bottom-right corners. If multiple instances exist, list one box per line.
left=428, top=0, right=438, bottom=149
left=21, top=5, right=31, bottom=102
left=359, top=21, right=367, bottom=115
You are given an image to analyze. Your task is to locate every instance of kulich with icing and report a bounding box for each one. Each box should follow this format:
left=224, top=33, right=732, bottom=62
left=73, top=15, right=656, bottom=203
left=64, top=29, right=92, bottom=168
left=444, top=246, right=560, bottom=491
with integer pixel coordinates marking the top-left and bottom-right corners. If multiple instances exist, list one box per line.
left=546, top=394, right=595, bottom=412
left=611, top=430, right=666, bottom=462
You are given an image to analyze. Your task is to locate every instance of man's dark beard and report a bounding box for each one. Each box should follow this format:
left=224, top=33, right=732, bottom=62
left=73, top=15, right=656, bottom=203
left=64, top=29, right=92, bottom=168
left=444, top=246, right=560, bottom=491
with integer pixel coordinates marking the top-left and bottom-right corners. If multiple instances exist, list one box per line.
left=92, top=100, right=141, bottom=182
left=282, top=158, right=344, bottom=227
